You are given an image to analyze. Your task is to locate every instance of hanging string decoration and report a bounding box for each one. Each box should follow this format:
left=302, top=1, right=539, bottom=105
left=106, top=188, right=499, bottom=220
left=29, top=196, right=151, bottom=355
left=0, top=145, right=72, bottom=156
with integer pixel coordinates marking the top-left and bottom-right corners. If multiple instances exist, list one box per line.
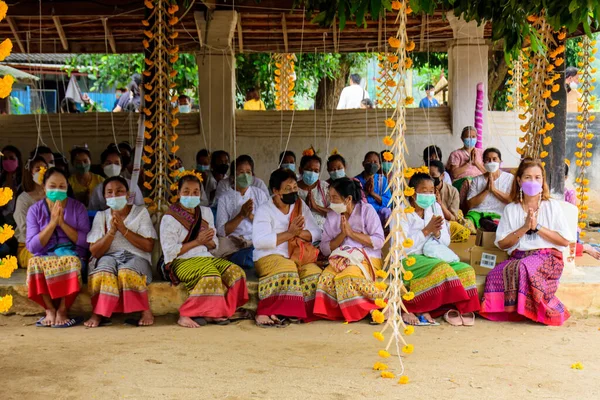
left=372, top=0, right=416, bottom=384
left=274, top=54, right=296, bottom=110
left=376, top=53, right=398, bottom=109
left=506, top=52, right=527, bottom=112
left=141, top=0, right=181, bottom=213
left=517, top=15, right=565, bottom=160
left=0, top=0, right=14, bottom=98
left=573, top=35, right=598, bottom=237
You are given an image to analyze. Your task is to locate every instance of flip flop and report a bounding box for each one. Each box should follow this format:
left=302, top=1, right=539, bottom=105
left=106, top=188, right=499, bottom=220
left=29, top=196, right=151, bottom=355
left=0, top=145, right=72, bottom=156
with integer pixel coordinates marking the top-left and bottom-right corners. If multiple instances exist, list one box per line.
left=443, top=310, right=463, bottom=326
left=52, top=316, right=84, bottom=328
left=230, top=309, right=254, bottom=322
left=255, top=319, right=277, bottom=328
left=416, top=315, right=440, bottom=326
left=124, top=318, right=140, bottom=327
left=191, top=317, right=208, bottom=327
left=460, top=312, right=475, bottom=326
left=210, top=319, right=231, bottom=326
left=35, top=317, right=51, bottom=327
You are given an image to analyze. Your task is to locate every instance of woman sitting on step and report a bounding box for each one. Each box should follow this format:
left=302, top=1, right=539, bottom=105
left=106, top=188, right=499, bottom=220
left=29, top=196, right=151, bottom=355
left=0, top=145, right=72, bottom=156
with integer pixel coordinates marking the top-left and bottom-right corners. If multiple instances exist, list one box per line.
left=85, top=177, right=157, bottom=327
left=445, top=126, right=485, bottom=207
left=313, top=178, right=386, bottom=322
left=160, top=173, right=249, bottom=328
left=400, top=173, right=480, bottom=326
left=26, top=167, right=90, bottom=327
left=480, top=159, right=573, bottom=326
left=252, top=168, right=322, bottom=327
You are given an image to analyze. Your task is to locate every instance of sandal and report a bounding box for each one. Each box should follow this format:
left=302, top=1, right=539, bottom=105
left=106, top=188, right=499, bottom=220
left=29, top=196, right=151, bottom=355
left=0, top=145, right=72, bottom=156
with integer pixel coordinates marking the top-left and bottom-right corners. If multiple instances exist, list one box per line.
left=460, top=312, right=475, bottom=326
left=230, top=309, right=255, bottom=322
left=35, top=317, right=51, bottom=328
left=191, top=317, right=208, bottom=327
left=443, top=310, right=463, bottom=326
left=52, top=316, right=84, bottom=328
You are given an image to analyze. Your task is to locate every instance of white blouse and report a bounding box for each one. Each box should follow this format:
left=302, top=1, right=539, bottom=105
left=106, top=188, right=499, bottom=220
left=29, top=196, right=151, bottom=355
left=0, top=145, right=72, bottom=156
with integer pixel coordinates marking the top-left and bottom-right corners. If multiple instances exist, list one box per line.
left=14, top=191, right=39, bottom=243
left=495, top=199, right=574, bottom=255
left=159, top=206, right=218, bottom=264
left=215, top=186, right=270, bottom=240
left=297, top=180, right=330, bottom=229
left=467, top=171, right=514, bottom=214
left=214, top=176, right=269, bottom=204
left=400, top=202, right=450, bottom=255
left=87, top=205, right=157, bottom=262
left=252, top=198, right=322, bottom=261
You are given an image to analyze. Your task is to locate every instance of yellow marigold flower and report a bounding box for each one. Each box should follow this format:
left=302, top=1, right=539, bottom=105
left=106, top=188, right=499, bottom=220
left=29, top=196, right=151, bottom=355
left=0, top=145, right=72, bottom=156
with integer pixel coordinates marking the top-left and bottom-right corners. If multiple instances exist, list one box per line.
left=373, top=332, right=385, bottom=341
left=386, top=79, right=397, bottom=87
left=144, top=197, right=152, bottom=204
left=403, top=270, right=414, bottom=280
left=547, top=112, right=555, bottom=118
left=144, top=145, right=154, bottom=154
left=403, top=325, right=415, bottom=335
left=557, top=31, right=566, bottom=40
left=169, top=17, right=179, bottom=26
left=170, top=31, right=179, bottom=39
left=170, top=133, right=179, bottom=142
left=375, top=298, right=387, bottom=308
left=402, top=344, right=414, bottom=354
left=142, top=155, right=152, bottom=164
left=373, top=361, right=388, bottom=371
left=516, top=147, right=525, bottom=155
left=391, top=0, right=402, bottom=10
left=590, top=115, right=597, bottom=122
left=375, top=281, right=388, bottom=291
left=406, top=41, right=416, bottom=52
left=546, top=64, right=555, bottom=72
left=378, top=350, right=391, bottom=358
left=372, top=309, right=385, bottom=324
left=383, top=135, right=394, bottom=146
left=571, top=362, right=584, bottom=370
left=576, top=159, right=583, bottom=166
left=144, top=170, right=155, bottom=178
left=526, top=15, right=538, bottom=22
left=551, top=84, right=560, bottom=92
left=406, top=5, right=413, bottom=14
left=144, top=119, right=154, bottom=130
left=538, top=129, right=547, bottom=135
left=586, top=134, right=594, bottom=140
left=586, top=152, right=592, bottom=158
left=376, top=270, right=389, bottom=279
left=144, top=94, right=152, bottom=103
left=583, top=178, right=590, bottom=185
left=405, top=96, right=414, bottom=105
left=519, top=125, right=528, bottom=133
left=402, top=291, right=415, bottom=301
left=578, top=222, right=587, bottom=229
left=540, top=151, right=548, bottom=158
left=0, top=187, right=12, bottom=208
left=381, top=371, right=395, bottom=379
left=274, top=69, right=281, bottom=76
left=168, top=4, right=179, bottom=14
left=405, top=207, right=415, bottom=214
left=518, top=137, right=526, bottom=143
left=543, top=137, right=552, bottom=146
left=144, top=30, right=154, bottom=39
left=585, top=160, right=591, bottom=167
left=388, top=55, right=399, bottom=63
left=171, top=145, right=180, bottom=154
left=576, top=115, right=584, bottom=122
left=143, top=108, right=151, bottom=117
left=0, top=294, right=13, bottom=313
left=171, top=119, right=180, bottom=128
left=518, top=114, right=527, bottom=120
left=143, top=182, right=152, bottom=190
left=403, top=168, right=415, bottom=179
left=142, top=19, right=150, bottom=27
left=398, top=375, right=410, bottom=385
left=406, top=256, right=416, bottom=267
left=382, top=151, right=393, bottom=162
left=587, top=143, right=593, bottom=149
left=403, top=238, right=414, bottom=248
left=554, top=58, right=564, bottom=67
left=388, top=37, right=400, bottom=48
left=170, top=54, right=179, bottom=63
left=143, top=71, right=151, bottom=77
left=0, top=255, right=18, bottom=279
left=405, top=58, right=413, bottom=69
left=384, top=119, right=396, bottom=129
left=144, top=0, right=154, bottom=9
left=0, top=38, right=13, bottom=62
left=0, top=75, right=15, bottom=98
left=403, top=187, right=415, bottom=197
left=0, top=224, right=15, bottom=245
left=541, top=90, right=551, bottom=99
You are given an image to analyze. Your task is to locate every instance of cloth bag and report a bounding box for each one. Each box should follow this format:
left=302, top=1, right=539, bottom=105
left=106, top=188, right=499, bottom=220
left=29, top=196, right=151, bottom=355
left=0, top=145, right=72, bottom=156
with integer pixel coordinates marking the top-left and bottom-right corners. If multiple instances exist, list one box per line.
left=423, top=237, right=459, bottom=263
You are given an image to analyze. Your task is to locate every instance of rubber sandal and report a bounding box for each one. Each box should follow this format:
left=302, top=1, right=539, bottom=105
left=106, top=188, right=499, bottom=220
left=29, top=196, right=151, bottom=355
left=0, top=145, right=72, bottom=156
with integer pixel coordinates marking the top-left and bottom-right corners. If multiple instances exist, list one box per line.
left=211, top=319, right=231, bottom=326
left=52, top=316, right=83, bottom=328
left=124, top=318, right=139, bottom=327
left=275, top=318, right=290, bottom=328
left=191, top=317, right=208, bottom=327
left=99, top=317, right=113, bottom=327
left=230, top=309, right=254, bottom=321
left=35, top=317, right=51, bottom=327
left=460, top=312, right=475, bottom=326
left=255, top=320, right=276, bottom=328
left=416, top=315, right=440, bottom=326
left=443, top=310, right=463, bottom=326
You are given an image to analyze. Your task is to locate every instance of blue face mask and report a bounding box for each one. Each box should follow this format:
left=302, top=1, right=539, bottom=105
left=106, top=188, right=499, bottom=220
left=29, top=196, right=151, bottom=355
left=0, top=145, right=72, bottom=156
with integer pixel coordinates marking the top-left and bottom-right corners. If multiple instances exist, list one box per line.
left=415, top=193, right=436, bottom=209
left=180, top=195, right=201, bottom=209
left=282, top=163, right=296, bottom=172
left=382, top=162, right=393, bottom=174
left=196, top=164, right=210, bottom=172
left=463, top=138, right=477, bottom=148
left=302, top=171, right=319, bottom=186
left=329, top=169, right=346, bottom=180
left=106, top=195, right=128, bottom=211
left=179, top=105, right=191, bottom=113
left=46, top=189, right=68, bottom=202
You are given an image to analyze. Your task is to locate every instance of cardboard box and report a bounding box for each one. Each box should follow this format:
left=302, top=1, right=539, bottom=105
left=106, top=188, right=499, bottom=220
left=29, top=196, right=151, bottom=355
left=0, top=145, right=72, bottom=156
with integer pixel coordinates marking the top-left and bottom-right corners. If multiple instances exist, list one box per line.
left=475, top=229, right=498, bottom=250
left=469, top=246, right=509, bottom=276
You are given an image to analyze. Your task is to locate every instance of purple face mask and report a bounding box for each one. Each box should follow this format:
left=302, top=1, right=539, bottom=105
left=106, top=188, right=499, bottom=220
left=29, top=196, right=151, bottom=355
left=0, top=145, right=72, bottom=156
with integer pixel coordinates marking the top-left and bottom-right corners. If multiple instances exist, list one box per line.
left=521, top=180, right=542, bottom=196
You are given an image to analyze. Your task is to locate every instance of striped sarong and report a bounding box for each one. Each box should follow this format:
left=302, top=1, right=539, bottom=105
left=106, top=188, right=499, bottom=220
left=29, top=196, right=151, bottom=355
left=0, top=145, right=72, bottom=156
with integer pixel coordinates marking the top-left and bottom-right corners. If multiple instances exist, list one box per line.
left=27, top=255, right=82, bottom=309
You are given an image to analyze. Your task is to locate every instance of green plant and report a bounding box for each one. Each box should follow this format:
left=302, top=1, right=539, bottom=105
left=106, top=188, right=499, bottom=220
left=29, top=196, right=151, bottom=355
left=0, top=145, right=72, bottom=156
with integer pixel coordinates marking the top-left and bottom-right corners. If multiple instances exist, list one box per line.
left=8, top=96, right=24, bottom=114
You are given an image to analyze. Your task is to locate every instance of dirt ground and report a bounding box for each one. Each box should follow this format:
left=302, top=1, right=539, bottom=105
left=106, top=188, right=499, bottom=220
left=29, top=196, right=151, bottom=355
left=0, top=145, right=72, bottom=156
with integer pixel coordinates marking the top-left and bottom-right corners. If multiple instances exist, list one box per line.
left=0, top=314, right=599, bottom=400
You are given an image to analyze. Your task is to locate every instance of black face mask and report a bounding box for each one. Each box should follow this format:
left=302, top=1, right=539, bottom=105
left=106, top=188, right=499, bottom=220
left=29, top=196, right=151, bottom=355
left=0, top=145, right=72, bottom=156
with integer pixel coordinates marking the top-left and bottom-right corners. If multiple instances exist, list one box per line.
left=365, top=163, right=379, bottom=175
left=214, top=164, right=229, bottom=176
left=281, top=192, right=298, bottom=205
left=433, top=177, right=441, bottom=187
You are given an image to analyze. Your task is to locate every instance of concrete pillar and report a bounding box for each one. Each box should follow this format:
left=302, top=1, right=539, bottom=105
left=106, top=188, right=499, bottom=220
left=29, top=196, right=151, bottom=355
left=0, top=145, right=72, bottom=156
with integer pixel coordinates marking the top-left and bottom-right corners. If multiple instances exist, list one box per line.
left=195, top=10, right=238, bottom=154
left=446, top=12, right=489, bottom=137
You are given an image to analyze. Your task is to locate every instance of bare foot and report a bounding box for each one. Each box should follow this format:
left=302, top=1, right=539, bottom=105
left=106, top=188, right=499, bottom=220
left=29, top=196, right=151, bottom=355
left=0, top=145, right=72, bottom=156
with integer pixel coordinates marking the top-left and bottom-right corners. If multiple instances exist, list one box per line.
left=55, top=308, right=69, bottom=326
left=205, top=317, right=228, bottom=323
left=583, top=244, right=600, bottom=260
left=44, top=309, right=56, bottom=326
left=255, top=314, right=275, bottom=327
left=177, top=316, right=200, bottom=328
left=84, top=313, right=102, bottom=328
left=421, top=312, right=435, bottom=324
left=139, top=310, right=155, bottom=326
left=402, top=312, right=419, bottom=325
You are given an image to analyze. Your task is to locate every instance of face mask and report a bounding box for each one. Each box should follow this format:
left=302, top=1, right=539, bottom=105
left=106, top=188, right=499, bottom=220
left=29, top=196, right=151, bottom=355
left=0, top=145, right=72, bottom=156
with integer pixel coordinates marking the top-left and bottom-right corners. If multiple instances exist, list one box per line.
left=281, top=192, right=298, bottom=205
left=330, top=202, right=347, bottom=215
left=103, top=164, right=122, bottom=177
left=180, top=195, right=201, bottom=209
left=2, top=159, right=18, bottom=172
left=282, top=163, right=296, bottom=172
left=429, top=90, right=436, bottom=97
left=75, top=164, right=91, bottom=174
left=46, top=189, right=68, bottom=202
left=382, top=162, right=393, bottom=174
left=365, top=163, right=379, bottom=175
left=484, top=162, right=500, bottom=173
left=415, top=193, right=436, bottom=209
left=196, top=164, right=210, bottom=172
left=569, top=82, right=578, bottom=90
left=329, top=169, right=346, bottom=180
left=214, top=164, right=229, bottom=176
left=47, top=162, right=56, bottom=169
left=432, top=177, right=441, bottom=187
left=521, top=181, right=543, bottom=197
left=302, top=171, right=319, bottom=186
left=33, top=172, right=43, bottom=185
left=463, top=138, right=477, bottom=148
left=236, top=173, right=253, bottom=189
left=179, top=104, right=191, bottom=113
left=106, top=195, right=128, bottom=211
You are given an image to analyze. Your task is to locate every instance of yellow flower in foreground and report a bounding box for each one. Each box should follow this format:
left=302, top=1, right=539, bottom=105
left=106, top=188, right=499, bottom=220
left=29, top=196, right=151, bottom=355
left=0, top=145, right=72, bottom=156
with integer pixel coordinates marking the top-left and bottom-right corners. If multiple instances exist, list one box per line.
left=375, top=281, right=388, bottom=291
left=404, top=207, right=415, bottom=214
left=550, top=100, right=559, bottom=107
left=402, top=344, right=414, bottom=354
left=403, top=187, right=415, bottom=197
left=171, top=145, right=180, bottom=154
left=571, top=362, right=584, bottom=370
left=541, top=90, right=551, bottom=99
left=405, top=96, right=415, bottom=105
left=171, top=118, right=180, bottom=128
left=543, top=137, right=552, bottom=146
left=398, top=375, right=410, bottom=384
left=0, top=38, right=13, bottom=62
left=375, top=298, right=387, bottom=308
left=403, top=238, right=414, bottom=248
left=578, top=222, right=587, bottom=229
left=383, top=135, right=394, bottom=146
left=372, top=309, right=385, bottom=324
left=404, top=325, right=415, bottom=335
left=405, top=58, right=413, bottom=69
left=406, top=41, right=416, bottom=52
left=391, top=0, right=402, bottom=10
left=403, top=270, right=414, bottom=280
left=373, top=361, right=388, bottom=371
left=402, top=291, right=415, bottom=301
left=0, top=187, right=14, bottom=207
left=144, top=121, right=153, bottom=129
left=0, top=224, right=15, bottom=245
left=388, top=37, right=400, bottom=48
left=384, top=118, right=396, bottom=129
left=381, top=371, right=395, bottom=379
left=0, top=75, right=15, bottom=99
left=378, top=350, right=391, bottom=358
left=144, top=0, right=154, bottom=9
left=143, top=182, right=152, bottom=190
left=0, top=294, right=13, bottom=313
left=376, top=270, right=389, bottom=279
left=0, top=1, right=7, bottom=20
left=386, top=79, right=397, bottom=87
left=382, top=151, right=393, bottom=162
left=142, top=155, right=152, bottom=164
left=373, top=332, right=385, bottom=341
left=0, top=255, right=18, bottom=279
left=405, top=257, right=416, bottom=267
left=540, top=151, right=548, bottom=159
left=403, top=168, right=415, bottom=179
left=144, top=145, right=154, bottom=154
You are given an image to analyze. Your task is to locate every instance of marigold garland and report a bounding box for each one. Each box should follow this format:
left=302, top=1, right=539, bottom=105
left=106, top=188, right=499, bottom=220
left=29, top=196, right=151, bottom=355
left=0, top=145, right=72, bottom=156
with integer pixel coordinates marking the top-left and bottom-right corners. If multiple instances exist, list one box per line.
left=0, top=255, right=17, bottom=278
left=273, top=54, right=296, bottom=110
left=0, top=224, right=15, bottom=244
left=0, top=294, right=13, bottom=313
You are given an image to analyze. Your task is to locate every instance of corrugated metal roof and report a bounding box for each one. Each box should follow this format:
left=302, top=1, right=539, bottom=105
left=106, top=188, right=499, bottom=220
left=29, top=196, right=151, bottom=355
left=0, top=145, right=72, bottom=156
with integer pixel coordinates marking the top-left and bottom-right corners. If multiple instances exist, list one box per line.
left=3, top=54, right=75, bottom=64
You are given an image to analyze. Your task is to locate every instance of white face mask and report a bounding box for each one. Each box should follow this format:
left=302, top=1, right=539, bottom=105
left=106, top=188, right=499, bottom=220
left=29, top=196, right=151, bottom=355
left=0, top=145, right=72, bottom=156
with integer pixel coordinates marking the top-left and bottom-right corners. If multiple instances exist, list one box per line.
left=179, top=104, right=191, bottom=113
left=103, top=164, right=122, bottom=178
left=429, top=90, right=435, bottom=97
left=330, top=202, right=347, bottom=215
left=32, top=172, right=43, bottom=185
left=484, top=162, right=500, bottom=173
left=569, top=82, right=579, bottom=90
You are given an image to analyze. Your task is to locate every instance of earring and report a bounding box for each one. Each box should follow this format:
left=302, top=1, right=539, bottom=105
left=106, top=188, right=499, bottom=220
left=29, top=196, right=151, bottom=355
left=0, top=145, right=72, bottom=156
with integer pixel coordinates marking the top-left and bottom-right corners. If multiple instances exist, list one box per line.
left=519, top=188, right=523, bottom=203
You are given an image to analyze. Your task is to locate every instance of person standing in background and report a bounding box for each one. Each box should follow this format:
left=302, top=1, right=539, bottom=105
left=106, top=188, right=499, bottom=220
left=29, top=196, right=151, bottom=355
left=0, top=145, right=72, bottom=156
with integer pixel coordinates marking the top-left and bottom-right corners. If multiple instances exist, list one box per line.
left=419, top=84, right=439, bottom=108
left=565, top=67, right=581, bottom=113
left=337, top=74, right=369, bottom=110
left=243, top=88, right=266, bottom=111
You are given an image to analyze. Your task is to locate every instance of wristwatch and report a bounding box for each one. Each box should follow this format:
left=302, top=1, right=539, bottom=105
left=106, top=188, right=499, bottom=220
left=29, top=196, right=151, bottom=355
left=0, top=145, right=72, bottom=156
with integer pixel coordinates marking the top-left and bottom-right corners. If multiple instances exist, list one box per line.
left=526, top=224, right=542, bottom=235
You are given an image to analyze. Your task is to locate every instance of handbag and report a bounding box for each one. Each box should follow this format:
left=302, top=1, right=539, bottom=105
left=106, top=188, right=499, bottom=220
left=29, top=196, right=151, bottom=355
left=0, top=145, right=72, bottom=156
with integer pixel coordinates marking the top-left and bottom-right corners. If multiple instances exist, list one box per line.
left=423, top=237, right=459, bottom=263
left=288, top=198, right=319, bottom=266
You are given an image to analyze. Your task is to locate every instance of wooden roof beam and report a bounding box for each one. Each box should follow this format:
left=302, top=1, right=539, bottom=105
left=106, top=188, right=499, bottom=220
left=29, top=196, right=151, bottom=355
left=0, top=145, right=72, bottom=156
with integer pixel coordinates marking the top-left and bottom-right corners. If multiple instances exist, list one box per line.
left=419, top=14, right=426, bottom=51
left=6, top=17, right=26, bottom=53
left=102, top=18, right=117, bottom=54
left=52, top=16, right=69, bottom=51
left=237, top=14, right=244, bottom=53
left=281, top=13, right=288, bottom=53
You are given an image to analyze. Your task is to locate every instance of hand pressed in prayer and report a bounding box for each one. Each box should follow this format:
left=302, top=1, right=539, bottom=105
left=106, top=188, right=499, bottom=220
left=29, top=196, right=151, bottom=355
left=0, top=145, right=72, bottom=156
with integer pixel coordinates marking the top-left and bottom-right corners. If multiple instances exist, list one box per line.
left=240, top=199, right=253, bottom=218
left=341, top=215, right=353, bottom=237
left=50, top=201, right=62, bottom=227
left=288, top=216, right=305, bottom=237
left=364, top=178, right=374, bottom=195
left=196, top=229, right=215, bottom=246
left=111, top=212, right=125, bottom=233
